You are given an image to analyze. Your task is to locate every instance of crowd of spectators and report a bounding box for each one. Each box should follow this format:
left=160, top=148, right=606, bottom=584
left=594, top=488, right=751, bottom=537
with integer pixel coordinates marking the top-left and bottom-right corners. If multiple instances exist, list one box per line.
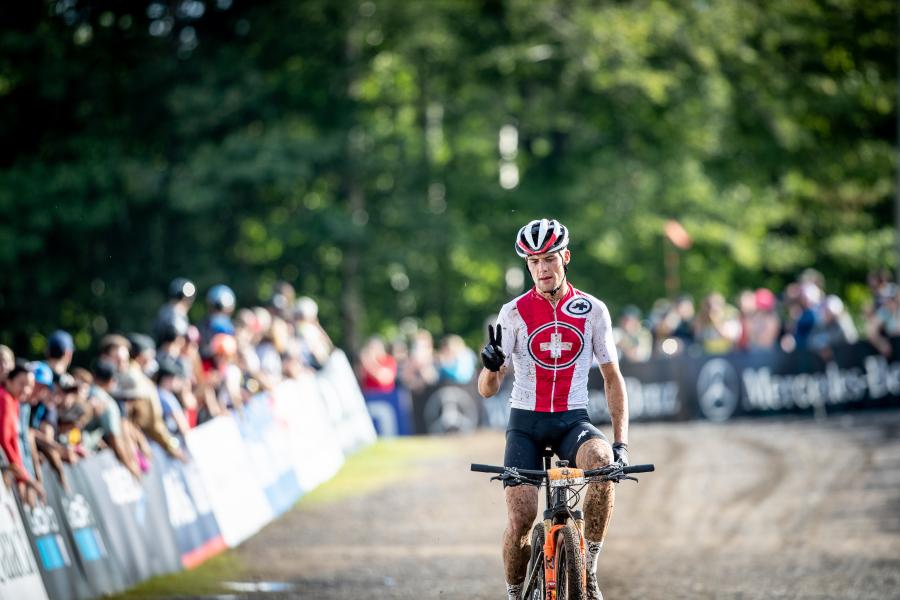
left=0, top=278, right=333, bottom=506
left=612, top=268, right=893, bottom=363
left=356, top=267, right=900, bottom=395
left=358, top=323, right=477, bottom=396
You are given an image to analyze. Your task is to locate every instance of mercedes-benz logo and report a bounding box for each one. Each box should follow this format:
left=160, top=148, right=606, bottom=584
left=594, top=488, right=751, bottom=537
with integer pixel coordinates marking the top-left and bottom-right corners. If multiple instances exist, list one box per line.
left=697, top=358, right=739, bottom=422
left=423, top=387, right=479, bottom=434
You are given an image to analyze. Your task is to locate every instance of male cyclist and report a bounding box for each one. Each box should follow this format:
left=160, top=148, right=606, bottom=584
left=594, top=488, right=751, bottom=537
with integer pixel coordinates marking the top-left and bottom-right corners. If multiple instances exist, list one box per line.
left=478, top=218, right=629, bottom=600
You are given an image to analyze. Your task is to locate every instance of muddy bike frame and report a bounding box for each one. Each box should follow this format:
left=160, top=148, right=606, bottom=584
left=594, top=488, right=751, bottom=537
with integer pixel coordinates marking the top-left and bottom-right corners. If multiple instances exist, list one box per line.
left=472, top=451, right=654, bottom=600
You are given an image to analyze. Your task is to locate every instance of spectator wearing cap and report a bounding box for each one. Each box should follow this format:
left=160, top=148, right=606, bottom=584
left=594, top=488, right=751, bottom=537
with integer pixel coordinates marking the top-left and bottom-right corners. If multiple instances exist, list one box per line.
left=122, top=334, right=185, bottom=461
left=0, top=345, right=14, bottom=386
left=154, top=277, right=196, bottom=344
left=27, top=361, right=73, bottom=491
left=200, top=284, right=237, bottom=355
left=46, top=330, right=75, bottom=376
left=0, top=363, right=45, bottom=505
left=84, top=361, right=142, bottom=479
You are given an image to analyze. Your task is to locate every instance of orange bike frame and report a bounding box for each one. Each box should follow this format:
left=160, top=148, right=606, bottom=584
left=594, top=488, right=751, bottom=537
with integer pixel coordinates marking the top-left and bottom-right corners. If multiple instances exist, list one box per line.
left=540, top=465, right=588, bottom=599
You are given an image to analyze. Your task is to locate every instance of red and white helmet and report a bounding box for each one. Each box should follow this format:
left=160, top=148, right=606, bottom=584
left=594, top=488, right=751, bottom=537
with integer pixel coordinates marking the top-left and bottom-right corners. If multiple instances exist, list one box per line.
left=515, top=218, right=569, bottom=258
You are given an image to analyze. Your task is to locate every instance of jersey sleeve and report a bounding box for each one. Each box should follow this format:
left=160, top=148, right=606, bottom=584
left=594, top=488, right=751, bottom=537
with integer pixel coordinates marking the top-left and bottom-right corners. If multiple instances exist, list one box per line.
left=592, top=300, right=618, bottom=365
left=495, top=303, right=517, bottom=358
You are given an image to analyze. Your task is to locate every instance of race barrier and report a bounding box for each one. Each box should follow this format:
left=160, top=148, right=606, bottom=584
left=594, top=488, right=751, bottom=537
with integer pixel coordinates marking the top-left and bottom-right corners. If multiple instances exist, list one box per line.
left=1, top=350, right=375, bottom=600
left=407, top=338, right=900, bottom=432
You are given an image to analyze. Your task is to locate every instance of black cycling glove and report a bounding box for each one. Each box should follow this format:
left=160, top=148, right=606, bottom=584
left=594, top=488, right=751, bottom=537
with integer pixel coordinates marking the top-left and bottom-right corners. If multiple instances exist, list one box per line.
left=612, top=442, right=629, bottom=467
left=481, top=324, right=505, bottom=372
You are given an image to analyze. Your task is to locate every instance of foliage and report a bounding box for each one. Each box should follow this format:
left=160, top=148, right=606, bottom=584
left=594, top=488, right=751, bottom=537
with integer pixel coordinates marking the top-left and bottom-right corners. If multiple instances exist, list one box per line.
left=0, top=0, right=895, bottom=356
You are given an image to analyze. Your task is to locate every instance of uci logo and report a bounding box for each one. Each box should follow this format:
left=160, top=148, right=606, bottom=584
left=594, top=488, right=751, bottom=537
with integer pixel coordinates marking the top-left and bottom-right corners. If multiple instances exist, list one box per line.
left=527, top=322, right=585, bottom=370
left=562, top=297, right=592, bottom=318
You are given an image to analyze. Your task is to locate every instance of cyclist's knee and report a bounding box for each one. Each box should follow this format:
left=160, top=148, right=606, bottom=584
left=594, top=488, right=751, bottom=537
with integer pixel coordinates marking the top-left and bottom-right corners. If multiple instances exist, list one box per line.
left=576, top=438, right=613, bottom=470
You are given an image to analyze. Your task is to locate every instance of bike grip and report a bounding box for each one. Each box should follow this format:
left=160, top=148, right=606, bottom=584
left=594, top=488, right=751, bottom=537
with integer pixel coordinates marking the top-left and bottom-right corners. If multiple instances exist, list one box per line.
left=622, top=464, right=655, bottom=474
left=471, top=464, right=507, bottom=474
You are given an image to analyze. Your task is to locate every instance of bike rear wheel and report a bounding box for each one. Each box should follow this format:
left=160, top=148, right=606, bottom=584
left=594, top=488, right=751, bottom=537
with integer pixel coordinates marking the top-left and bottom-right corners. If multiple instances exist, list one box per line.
left=555, top=524, right=585, bottom=600
left=524, top=522, right=545, bottom=600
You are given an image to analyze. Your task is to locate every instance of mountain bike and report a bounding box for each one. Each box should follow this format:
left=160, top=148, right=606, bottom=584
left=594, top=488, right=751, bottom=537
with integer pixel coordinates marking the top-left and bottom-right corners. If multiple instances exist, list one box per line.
left=472, top=451, right=654, bottom=600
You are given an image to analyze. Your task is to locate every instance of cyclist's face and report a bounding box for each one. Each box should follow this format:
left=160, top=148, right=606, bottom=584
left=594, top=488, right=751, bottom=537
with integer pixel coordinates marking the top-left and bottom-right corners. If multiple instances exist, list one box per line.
left=526, top=250, right=570, bottom=293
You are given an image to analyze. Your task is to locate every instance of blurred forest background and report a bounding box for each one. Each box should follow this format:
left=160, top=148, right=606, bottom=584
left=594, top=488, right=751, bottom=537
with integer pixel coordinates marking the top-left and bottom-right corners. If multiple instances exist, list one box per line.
left=0, top=0, right=896, bottom=356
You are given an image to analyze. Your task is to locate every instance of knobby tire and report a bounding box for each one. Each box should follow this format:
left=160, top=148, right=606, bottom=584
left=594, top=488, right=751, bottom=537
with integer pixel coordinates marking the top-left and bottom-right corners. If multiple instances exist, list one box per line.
left=555, top=524, right=585, bottom=600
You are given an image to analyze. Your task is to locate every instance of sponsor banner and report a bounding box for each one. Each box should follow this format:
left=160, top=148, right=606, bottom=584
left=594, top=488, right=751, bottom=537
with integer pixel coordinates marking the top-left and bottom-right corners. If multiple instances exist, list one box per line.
left=54, top=462, right=127, bottom=597
left=151, top=444, right=226, bottom=569
left=271, top=376, right=344, bottom=492
left=80, top=449, right=182, bottom=586
left=319, top=351, right=377, bottom=452
left=588, top=356, right=690, bottom=423
left=363, top=388, right=414, bottom=436
left=0, top=480, right=49, bottom=600
left=690, top=340, right=900, bottom=421
left=185, top=416, right=273, bottom=547
left=235, top=394, right=302, bottom=516
left=19, top=469, right=88, bottom=600
left=588, top=339, right=900, bottom=423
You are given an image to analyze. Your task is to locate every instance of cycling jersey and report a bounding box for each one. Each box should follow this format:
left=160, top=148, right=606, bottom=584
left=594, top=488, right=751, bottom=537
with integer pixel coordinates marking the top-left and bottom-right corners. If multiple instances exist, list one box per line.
left=495, top=284, right=617, bottom=412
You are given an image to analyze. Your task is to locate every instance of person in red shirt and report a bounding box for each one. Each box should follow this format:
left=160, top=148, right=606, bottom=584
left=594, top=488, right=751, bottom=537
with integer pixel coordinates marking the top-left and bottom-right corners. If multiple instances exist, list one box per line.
left=359, top=336, right=398, bottom=394
left=0, top=364, right=45, bottom=504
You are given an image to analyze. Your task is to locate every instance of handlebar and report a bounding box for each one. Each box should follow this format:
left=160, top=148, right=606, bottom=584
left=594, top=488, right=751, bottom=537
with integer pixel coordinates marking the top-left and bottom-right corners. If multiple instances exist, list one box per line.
left=470, top=462, right=655, bottom=479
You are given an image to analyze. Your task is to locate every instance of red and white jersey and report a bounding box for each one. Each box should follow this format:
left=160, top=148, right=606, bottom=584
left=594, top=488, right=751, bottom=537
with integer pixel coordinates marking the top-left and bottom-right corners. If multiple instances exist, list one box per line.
left=495, top=284, right=617, bottom=412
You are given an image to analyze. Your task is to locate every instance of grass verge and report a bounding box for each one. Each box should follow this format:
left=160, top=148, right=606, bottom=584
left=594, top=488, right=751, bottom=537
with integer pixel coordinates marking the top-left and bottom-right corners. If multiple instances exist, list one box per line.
left=108, top=436, right=452, bottom=599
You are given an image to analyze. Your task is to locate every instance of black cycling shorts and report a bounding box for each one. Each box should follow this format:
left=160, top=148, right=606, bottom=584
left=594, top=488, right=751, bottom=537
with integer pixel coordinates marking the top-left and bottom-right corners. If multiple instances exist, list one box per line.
left=503, top=408, right=608, bottom=486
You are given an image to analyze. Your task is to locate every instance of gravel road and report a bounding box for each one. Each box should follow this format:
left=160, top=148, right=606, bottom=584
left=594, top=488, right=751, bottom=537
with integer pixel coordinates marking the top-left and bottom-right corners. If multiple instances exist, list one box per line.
left=226, top=411, right=900, bottom=600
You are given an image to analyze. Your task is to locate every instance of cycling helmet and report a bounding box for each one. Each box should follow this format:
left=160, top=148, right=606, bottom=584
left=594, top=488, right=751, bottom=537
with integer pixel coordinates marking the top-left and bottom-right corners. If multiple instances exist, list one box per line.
left=515, top=218, right=569, bottom=258
left=169, top=277, right=197, bottom=301
left=206, top=284, right=236, bottom=313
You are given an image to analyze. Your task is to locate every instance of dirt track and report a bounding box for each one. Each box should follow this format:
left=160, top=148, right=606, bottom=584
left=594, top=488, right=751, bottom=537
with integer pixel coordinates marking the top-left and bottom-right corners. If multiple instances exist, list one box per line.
left=228, top=411, right=900, bottom=599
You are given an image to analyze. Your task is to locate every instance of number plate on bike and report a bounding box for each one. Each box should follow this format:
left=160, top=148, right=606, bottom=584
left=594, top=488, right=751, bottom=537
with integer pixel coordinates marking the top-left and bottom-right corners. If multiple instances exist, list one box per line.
left=547, top=467, right=585, bottom=487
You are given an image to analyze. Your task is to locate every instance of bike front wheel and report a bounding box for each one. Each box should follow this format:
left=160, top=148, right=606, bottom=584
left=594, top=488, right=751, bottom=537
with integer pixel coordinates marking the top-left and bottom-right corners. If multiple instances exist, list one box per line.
left=554, top=524, right=585, bottom=600
left=524, top=522, right=545, bottom=600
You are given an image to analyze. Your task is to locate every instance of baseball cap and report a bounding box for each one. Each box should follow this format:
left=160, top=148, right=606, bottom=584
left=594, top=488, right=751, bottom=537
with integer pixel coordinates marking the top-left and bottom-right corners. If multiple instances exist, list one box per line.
left=47, top=330, right=74, bottom=358
left=30, top=362, right=54, bottom=388
left=209, top=314, right=235, bottom=335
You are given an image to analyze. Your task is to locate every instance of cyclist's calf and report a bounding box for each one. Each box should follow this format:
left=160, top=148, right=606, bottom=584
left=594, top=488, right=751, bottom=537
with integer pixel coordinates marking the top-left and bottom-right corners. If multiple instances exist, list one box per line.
left=577, top=438, right=616, bottom=543
left=503, top=485, right=538, bottom=583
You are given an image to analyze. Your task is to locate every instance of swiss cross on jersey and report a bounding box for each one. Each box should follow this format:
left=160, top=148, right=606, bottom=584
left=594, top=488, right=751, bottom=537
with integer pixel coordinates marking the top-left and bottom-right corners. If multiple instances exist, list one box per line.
left=527, top=322, right=585, bottom=368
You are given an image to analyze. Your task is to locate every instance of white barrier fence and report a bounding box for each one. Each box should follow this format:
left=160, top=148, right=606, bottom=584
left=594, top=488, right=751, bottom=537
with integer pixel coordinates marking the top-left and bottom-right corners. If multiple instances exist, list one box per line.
left=0, top=350, right=375, bottom=600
